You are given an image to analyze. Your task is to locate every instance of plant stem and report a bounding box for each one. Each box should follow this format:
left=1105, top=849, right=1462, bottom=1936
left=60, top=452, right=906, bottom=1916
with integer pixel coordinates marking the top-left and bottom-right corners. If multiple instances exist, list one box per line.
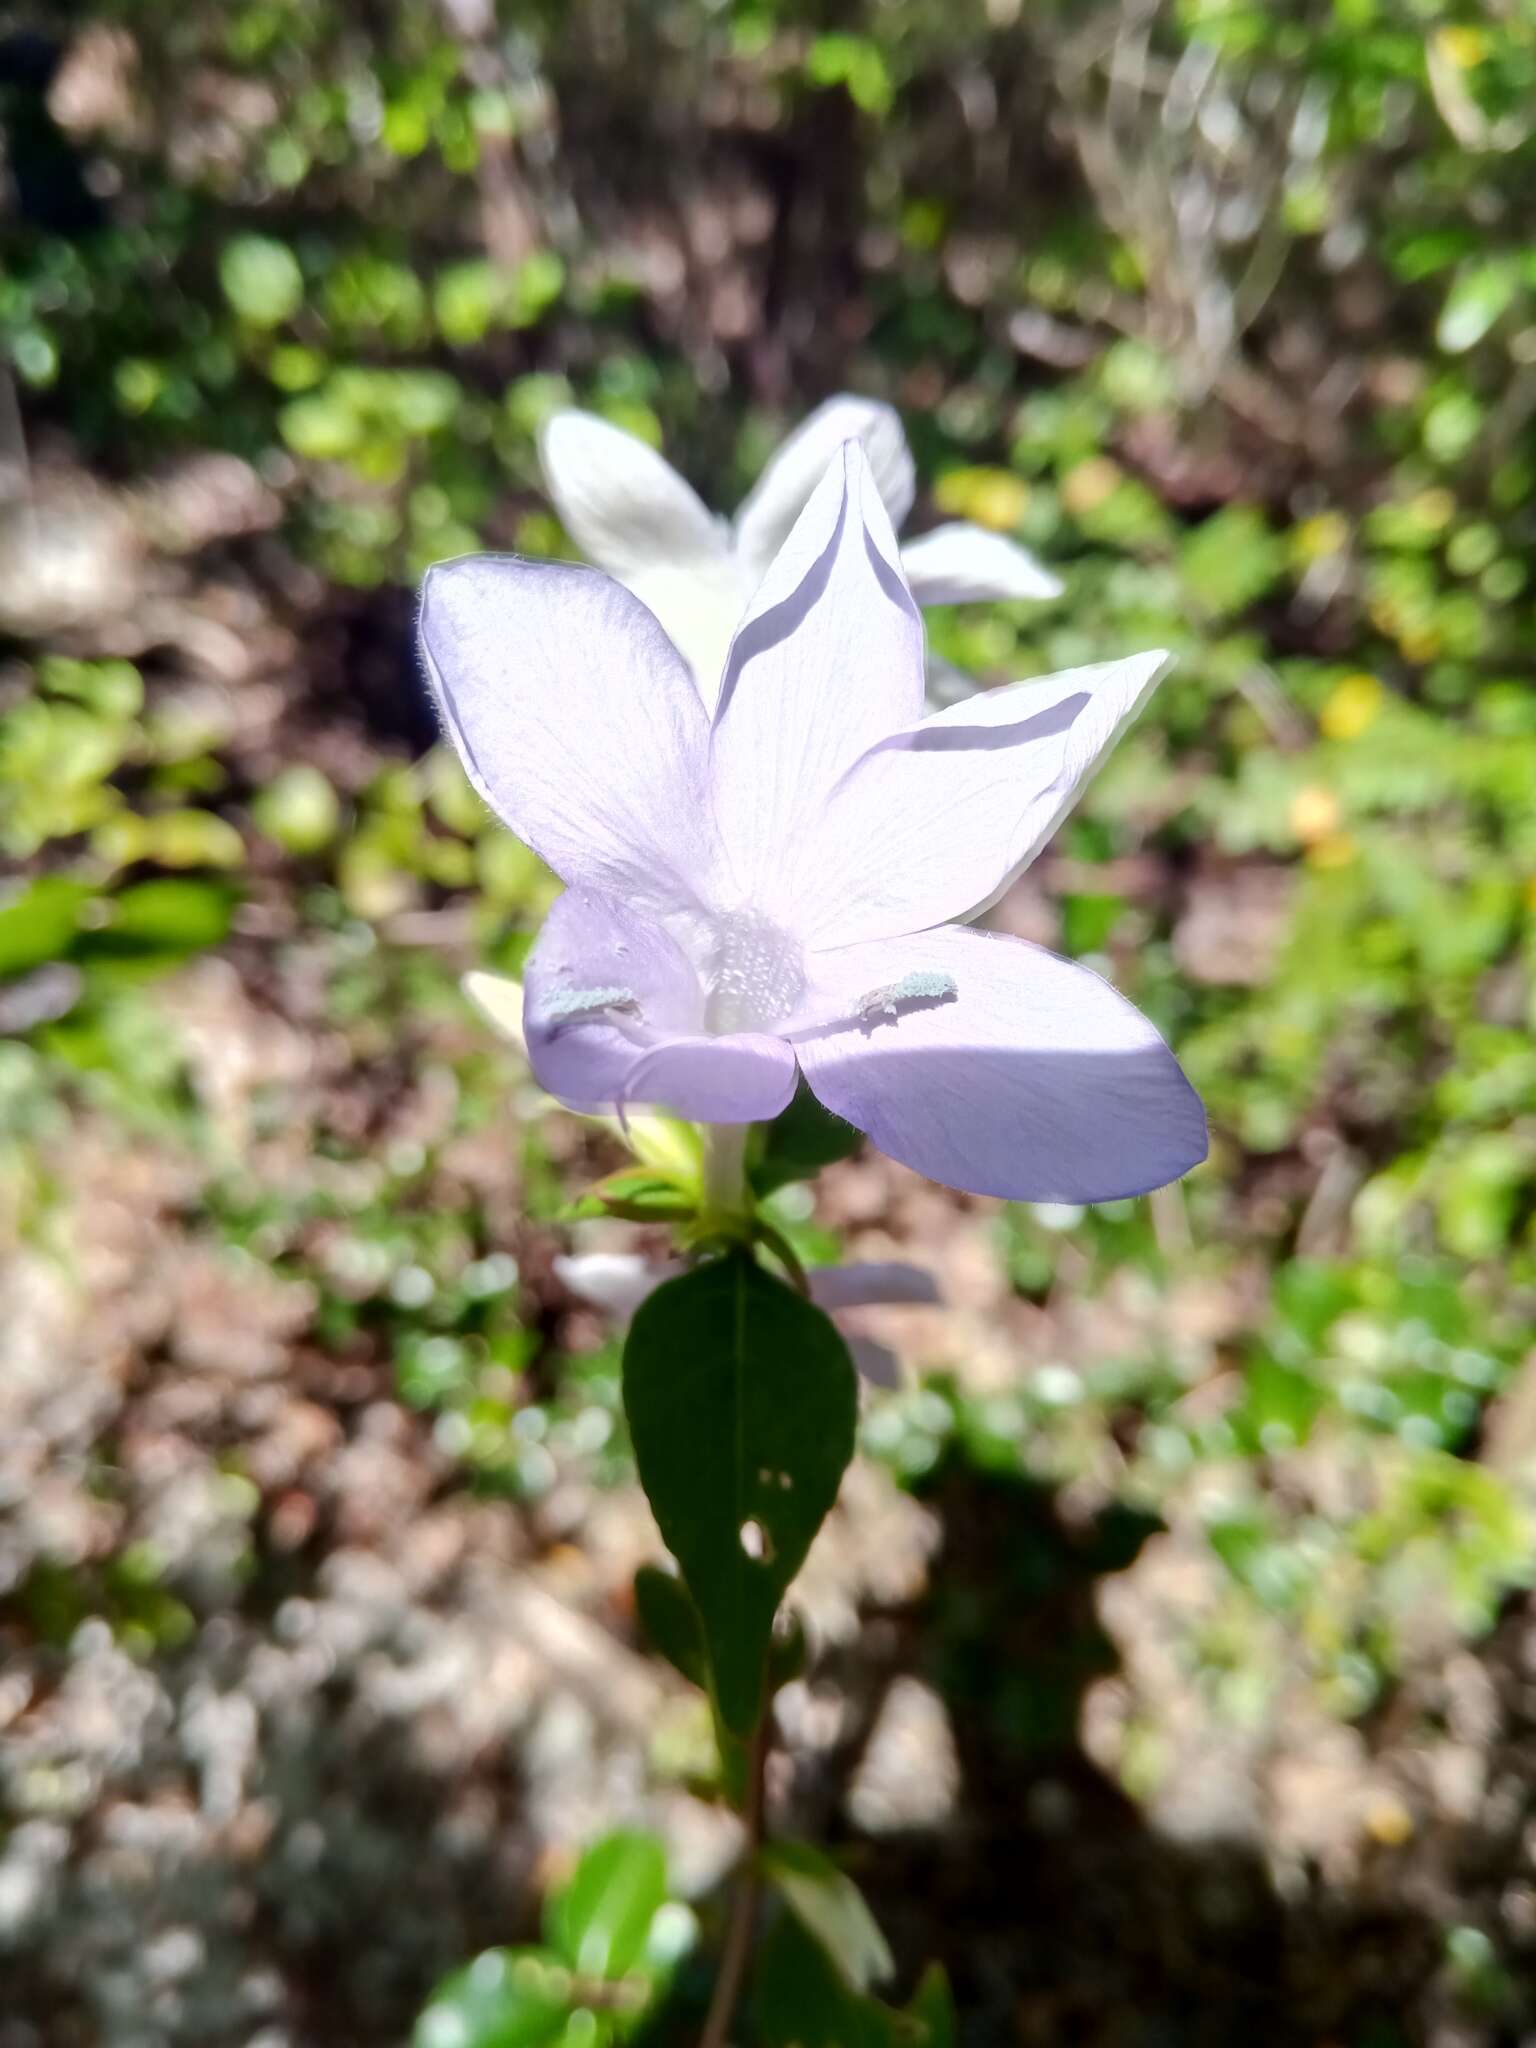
left=699, top=1716, right=769, bottom=2048
left=700, top=1122, right=750, bottom=1227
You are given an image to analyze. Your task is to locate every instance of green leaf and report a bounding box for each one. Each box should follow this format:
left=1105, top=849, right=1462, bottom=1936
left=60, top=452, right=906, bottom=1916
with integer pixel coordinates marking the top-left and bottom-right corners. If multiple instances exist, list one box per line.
left=563, top=1168, right=696, bottom=1223
left=1437, top=259, right=1518, bottom=355
left=633, top=1566, right=708, bottom=1688
left=752, top=1082, right=862, bottom=1195
left=906, top=1963, right=956, bottom=2048
left=761, top=1842, right=893, bottom=1992
left=752, top=1910, right=897, bottom=2048
left=74, top=879, right=236, bottom=964
left=623, top=1255, right=857, bottom=1733
left=413, top=1947, right=573, bottom=2048
left=0, top=878, right=90, bottom=979
left=1179, top=504, right=1285, bottom=622
left=219, top=234, right=304, bottom=326
left=546, top=1831, right=667, bottom=1981
left=766, top=1612, right=808, bottom=1692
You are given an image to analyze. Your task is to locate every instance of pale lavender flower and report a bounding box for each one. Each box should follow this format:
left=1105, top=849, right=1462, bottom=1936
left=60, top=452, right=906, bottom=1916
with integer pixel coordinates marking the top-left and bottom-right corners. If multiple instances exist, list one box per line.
left=556, top=1251, right=938, bottom=1388
left=419, top=441, right=1206, bottom=1202
left=537, top=396, right=1061, bottom=699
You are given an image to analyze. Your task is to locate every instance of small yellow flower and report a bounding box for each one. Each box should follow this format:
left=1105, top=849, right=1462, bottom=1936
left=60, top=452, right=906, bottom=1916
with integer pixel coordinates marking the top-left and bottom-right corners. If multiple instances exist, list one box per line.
left=1364, top=1794, right=1414, bottom=1848
left=1292, top=511, right=1349, bottom=565
left=933, top=466, right=1030, bottom=532
left=1321, top=672, right=1383, bottom=742
left=1434, top=24, right=1488, bottom=70
left=1306, top=831, right=1358, bottom=870
left=1290, top=784, right=1341, bottom=846
left=1061, top=457, right=1122, bottom=516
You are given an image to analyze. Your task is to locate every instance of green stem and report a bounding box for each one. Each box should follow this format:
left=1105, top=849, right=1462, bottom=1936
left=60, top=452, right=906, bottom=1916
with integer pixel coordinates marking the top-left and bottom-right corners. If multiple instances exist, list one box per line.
left=699, top=1714, right=769, bottom=2048
left=700, top=1123, right=751, bottom=1229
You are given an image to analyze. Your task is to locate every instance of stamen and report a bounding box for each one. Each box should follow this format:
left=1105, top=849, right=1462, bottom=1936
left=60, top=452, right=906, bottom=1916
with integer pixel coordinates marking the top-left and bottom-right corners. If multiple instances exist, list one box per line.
left=857, top=970, right=957, bottom=1023
left=542, top=984, right=637, bottom=1024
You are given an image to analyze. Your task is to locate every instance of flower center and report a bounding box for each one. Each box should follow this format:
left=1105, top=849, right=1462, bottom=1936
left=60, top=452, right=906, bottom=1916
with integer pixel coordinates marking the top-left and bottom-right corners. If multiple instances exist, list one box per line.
left=701, top=910, right=805, bottom=1036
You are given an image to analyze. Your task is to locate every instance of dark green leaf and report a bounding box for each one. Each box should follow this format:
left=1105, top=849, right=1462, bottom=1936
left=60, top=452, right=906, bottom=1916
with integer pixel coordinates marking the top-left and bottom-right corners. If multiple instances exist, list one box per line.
left=633, top=1566, right=708, bottom=1688
left=906, top=1963, right=956, bottom=2048
left=623, top=1255, right=857, bottom=1733
left=413, top=1947, right=573, bottom=2048
left=761, top=1842, right=893, bottom=1992
left=0, top=879, right=90, bottom=979
left=546, top=1830, right=667, bottom=1981
left=766, top=1612, right=808, bottom=1692
left=751, top=1909, right=897, bottom=2048
left=752, top=1083, right=862, bottom=1195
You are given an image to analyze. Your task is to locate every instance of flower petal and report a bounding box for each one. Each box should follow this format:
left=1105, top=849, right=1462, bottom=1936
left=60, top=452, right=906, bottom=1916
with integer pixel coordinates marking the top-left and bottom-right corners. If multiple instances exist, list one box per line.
left=462, top=969, right=527, bottom=1057
left=733, top=395, right=916, bottom=583
left=900, top=522, right=1063, bottom=604
left=615, top=1031, right=798, bottom=1123
left=523, top=886, right=704, bottom=1111
left=792, top=650, right=1173, bottom=947
left=555, top=1251, right=678, bottom=1320
left=794, top=926, right=1207, bottom=1201
left=538, top=410, right=748, bottom=697
left=845, top=1336, right=901, bottom=1389
left=708, top=442, right=926, bottom=924
left=420, top=555, right=717, bottom=917
left=522, top=888, right=796, bottom=1122
left=538, top=409, right=727, bottom=582
left=807, top=1262, right=940, bottom=1310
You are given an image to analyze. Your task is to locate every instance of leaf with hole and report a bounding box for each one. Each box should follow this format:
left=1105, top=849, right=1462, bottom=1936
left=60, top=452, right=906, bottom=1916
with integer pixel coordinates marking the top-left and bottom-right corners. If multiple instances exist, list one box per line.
left=623, top=1254, right=857, bottom=1733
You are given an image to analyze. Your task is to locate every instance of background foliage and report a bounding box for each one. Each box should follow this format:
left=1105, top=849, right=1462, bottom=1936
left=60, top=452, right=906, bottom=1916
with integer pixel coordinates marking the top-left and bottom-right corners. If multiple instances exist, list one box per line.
left=4, top=1, right=1536, bottom=2043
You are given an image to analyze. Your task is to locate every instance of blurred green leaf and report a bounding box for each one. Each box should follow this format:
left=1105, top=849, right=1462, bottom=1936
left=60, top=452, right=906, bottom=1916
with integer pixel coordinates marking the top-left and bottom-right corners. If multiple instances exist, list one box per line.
left=219, top=235, right=303, bottom=326
left=633, top=1566, right=708, bottom=1689
left=760, top=1842, right=893, bottom=1993
left=413, top=1948, right=573, bottom=2048
left=546, top=1830, right=667, bottom=1982
left=0, top=878, right=90, bottom=979
left=1437, top=259, right=1519, bottom=354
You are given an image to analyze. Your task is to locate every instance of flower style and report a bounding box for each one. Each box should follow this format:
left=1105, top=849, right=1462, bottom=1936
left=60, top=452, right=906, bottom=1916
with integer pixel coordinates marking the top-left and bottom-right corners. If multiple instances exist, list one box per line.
left=537, top=396, right=1061, bottom=698
left=555, top=1251, right=938, bottom=1388
left=419, top=441, right=1207, bottom=1203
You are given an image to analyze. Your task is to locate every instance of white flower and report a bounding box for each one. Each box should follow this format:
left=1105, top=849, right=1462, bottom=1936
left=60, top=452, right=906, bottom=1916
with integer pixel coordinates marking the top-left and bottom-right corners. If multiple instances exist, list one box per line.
left=537, top=395, right=1062, bottom=704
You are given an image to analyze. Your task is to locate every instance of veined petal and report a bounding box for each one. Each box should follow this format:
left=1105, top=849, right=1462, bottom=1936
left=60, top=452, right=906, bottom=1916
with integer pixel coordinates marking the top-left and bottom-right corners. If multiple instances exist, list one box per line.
left=708, top=442, right=925, bottom=923
left=420, top=556, right=717, bottom=917
left=733, top=395, right=916, bottom=583
left=538, top=409, right=728, bottom=583
left=794, top=927, right=1207, bottom=1202
left=793, top=650, right=1173, bottom=947
left=900, top=522, right=1063, bottom=604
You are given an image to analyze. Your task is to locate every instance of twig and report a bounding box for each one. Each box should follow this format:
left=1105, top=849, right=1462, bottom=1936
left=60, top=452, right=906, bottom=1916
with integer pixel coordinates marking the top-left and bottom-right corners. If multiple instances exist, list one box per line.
left=699, top=1715, right=769, bottom=2048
